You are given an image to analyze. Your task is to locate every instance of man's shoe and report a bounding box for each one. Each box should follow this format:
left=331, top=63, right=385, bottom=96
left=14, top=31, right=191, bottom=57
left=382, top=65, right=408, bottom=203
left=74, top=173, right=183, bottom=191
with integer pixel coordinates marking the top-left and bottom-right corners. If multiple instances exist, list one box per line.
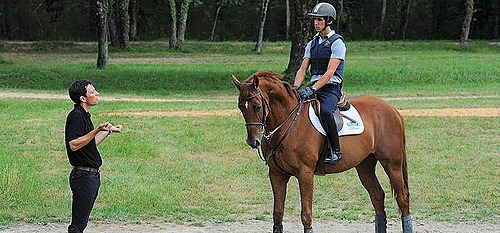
left=323, top=148, right=342, bottom=164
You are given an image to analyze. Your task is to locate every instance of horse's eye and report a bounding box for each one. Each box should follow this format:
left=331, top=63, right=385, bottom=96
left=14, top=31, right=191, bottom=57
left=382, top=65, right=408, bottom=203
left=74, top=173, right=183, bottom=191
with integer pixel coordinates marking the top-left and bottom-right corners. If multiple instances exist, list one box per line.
left=253, top=105, right=262, bottom=110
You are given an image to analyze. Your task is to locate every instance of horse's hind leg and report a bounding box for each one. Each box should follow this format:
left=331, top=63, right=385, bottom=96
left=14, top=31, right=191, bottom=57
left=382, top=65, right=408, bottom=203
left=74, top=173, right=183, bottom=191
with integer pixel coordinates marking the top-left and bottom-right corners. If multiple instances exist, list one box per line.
left=380, top=156, right=414, bottom=233
left=269, top=170, right=290, bottom=233
left=355, top=154, right=387, bottom=233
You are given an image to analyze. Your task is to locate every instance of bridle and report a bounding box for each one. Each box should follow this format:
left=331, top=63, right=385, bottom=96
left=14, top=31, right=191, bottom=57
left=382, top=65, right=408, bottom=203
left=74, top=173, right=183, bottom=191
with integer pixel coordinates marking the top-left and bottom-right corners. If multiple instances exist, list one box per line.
left=240, top=86, right=307, bottom=166
left=239, top=87, right=269, bottom=128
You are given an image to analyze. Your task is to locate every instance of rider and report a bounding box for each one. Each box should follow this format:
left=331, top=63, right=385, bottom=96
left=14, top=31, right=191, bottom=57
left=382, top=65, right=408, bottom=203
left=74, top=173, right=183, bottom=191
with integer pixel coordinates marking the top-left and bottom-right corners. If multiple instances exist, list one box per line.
left=293, top=2, right=345, bottom=165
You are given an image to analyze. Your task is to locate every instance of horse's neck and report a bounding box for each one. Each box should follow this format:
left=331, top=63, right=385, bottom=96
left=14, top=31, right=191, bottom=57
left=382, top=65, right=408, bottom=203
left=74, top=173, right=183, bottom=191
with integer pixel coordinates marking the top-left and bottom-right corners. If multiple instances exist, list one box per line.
left=267, top=96, right=300, bottom=128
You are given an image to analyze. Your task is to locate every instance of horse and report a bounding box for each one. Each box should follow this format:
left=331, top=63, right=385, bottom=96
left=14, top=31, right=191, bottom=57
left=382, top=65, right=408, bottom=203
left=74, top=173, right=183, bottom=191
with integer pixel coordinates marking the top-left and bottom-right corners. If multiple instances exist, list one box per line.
left=231, top=71, right=414, bottom=233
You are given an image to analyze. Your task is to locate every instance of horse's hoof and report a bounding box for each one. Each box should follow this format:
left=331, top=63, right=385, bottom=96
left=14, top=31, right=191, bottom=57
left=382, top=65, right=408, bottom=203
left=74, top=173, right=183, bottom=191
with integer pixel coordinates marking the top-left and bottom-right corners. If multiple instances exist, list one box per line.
left=402, top=214, right=414, bottom=233
left=375, top=212, right=387, bottom=233
left=273, top=224, right=283, bottom=233
left=304, top=227, right=314, bottom=233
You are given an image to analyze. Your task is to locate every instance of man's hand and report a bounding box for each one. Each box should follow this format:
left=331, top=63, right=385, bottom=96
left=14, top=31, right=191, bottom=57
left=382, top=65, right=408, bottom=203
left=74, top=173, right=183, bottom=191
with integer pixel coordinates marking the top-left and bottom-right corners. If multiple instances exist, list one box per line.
left=97, top=122, right=112, bottom=132
left=111, top=125, right=123, bottom=133
left=299, top=86, right=316, bottom=100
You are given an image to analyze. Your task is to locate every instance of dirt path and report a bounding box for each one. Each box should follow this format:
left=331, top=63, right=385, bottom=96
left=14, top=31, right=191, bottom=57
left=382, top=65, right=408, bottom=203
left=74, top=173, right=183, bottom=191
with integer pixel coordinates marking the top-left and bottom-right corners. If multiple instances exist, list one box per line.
left=2, top=218, right=499, bottom=233
left=1, top=92, right=499, bottom=117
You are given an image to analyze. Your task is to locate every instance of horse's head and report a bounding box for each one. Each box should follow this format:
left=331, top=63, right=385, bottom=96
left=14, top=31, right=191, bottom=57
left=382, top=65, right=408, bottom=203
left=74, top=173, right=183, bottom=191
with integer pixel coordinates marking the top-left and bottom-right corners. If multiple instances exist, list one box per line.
left=232, top=73, right=267, bottom=148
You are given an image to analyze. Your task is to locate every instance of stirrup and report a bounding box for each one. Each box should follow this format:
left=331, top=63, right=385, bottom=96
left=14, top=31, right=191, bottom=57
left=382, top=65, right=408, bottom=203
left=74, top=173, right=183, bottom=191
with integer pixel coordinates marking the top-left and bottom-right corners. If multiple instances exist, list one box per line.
left=323, top=149, right=342, bottom=164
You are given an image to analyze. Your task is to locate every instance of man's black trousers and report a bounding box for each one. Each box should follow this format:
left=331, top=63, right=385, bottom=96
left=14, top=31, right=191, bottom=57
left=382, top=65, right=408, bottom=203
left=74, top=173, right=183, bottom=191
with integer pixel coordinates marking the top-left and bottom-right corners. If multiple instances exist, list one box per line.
left=68, top=168, right=100, bottom=233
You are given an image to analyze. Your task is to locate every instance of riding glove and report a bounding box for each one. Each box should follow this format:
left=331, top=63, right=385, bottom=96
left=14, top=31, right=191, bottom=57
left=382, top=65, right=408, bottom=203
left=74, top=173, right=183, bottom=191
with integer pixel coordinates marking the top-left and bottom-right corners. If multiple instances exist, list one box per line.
left=299, top=86, right=316, bottom=99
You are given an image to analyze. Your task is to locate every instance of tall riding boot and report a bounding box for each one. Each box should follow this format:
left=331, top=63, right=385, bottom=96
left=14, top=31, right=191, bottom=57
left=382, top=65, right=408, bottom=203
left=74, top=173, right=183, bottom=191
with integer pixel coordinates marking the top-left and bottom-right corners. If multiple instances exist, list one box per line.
left=323, top=114, right=342, bottom=164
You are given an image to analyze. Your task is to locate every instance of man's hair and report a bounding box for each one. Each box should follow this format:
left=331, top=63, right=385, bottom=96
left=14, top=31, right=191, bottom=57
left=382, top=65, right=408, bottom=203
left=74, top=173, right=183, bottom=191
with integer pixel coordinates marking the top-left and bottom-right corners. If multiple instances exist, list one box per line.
left=323, top=16, right=334, bottom=28
left=68, top=79, right=93, bottom=104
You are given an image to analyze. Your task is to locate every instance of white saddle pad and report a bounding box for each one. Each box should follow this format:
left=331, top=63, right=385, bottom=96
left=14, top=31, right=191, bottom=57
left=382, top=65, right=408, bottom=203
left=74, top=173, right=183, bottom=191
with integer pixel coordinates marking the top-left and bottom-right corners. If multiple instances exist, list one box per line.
left=309, top=104, right=365, bottom=136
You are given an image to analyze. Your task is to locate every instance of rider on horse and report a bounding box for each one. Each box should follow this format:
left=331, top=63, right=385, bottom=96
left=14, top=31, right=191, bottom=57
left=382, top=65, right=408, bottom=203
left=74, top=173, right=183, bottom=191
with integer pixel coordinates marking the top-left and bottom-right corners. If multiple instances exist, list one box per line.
left=293, top=2, right=345, bottom=165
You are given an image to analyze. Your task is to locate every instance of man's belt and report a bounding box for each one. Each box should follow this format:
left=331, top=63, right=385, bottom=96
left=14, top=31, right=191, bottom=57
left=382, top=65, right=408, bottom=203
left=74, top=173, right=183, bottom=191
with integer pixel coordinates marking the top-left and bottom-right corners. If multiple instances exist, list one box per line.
left=74, top=166, right=100, bottom=173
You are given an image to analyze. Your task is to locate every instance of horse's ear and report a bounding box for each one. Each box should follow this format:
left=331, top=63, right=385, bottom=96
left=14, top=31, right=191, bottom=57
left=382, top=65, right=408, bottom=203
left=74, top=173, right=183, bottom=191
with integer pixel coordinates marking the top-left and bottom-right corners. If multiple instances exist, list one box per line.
left=231, top=74, right=241, bottom=90
left=252, top=75, right=259, bottom=89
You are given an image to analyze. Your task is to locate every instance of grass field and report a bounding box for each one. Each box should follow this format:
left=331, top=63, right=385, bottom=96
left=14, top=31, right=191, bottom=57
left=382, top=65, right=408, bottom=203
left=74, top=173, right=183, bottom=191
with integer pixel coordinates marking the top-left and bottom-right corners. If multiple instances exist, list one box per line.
left=0, top=40, right=499, bottom=227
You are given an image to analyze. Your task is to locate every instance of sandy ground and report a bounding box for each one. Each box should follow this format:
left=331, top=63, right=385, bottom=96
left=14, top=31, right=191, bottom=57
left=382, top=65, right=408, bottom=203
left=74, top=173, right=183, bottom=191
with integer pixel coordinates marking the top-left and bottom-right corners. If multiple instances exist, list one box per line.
left=1, top=92, right=498, bottom=232
left=1, top=218, right=499, bottom=233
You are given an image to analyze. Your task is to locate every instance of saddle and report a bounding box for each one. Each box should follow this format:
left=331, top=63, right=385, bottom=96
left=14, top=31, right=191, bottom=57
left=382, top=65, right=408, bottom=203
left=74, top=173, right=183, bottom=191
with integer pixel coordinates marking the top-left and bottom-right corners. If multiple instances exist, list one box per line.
left=309, top=91, right=364, bottom=137
left=309, top=92, right=365, bottom=175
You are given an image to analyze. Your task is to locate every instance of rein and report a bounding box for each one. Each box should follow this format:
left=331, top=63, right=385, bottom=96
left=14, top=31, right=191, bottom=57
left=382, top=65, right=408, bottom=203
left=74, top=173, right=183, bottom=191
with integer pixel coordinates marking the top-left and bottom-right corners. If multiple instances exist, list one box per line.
left=261, top=100, right=304, bottom=163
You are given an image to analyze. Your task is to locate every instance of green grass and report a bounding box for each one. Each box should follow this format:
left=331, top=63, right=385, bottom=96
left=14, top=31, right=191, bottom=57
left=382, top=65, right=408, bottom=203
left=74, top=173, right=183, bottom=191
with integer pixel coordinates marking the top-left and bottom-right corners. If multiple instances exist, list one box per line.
left=1, top=40, right=499, bottom=98
left=0, top=40, right=499, bottom=227
left=0, top=97, right=498, bottom=227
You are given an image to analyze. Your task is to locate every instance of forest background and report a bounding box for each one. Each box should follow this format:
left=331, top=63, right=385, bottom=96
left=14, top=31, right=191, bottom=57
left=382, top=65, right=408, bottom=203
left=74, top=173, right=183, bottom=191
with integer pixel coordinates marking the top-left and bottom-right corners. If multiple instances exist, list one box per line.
left=1, top=0, right=498, bottom=43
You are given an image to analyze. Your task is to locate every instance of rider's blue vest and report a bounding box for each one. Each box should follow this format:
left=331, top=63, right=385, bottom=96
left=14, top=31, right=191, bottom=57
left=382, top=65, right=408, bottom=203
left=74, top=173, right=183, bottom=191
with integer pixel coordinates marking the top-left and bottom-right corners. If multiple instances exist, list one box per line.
left=310, top=34, right=344, bottom=80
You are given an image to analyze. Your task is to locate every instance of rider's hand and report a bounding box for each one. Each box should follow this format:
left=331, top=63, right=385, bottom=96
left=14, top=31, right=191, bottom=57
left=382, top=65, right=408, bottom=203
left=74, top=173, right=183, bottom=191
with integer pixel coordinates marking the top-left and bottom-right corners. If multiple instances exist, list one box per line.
left=299, top=86, right=316, bottom=100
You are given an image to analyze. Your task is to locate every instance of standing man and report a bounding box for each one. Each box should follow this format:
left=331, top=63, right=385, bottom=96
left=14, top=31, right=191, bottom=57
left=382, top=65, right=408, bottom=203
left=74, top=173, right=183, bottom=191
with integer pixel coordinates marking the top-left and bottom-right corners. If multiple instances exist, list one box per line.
left=65, top=79, right=122, bottom=233
left=293, top=2, right=346, bottom=164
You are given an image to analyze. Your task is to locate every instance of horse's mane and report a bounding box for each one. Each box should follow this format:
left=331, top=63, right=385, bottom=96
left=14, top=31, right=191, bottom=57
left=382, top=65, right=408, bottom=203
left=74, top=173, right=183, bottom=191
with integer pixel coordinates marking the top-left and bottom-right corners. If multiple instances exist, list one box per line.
left=246, top=71, right=297, bottom=98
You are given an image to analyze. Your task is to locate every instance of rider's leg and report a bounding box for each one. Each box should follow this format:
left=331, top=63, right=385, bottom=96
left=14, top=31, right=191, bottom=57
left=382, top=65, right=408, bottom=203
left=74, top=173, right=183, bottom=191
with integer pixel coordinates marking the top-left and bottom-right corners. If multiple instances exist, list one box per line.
left=316, top=84, right=342, bottom=164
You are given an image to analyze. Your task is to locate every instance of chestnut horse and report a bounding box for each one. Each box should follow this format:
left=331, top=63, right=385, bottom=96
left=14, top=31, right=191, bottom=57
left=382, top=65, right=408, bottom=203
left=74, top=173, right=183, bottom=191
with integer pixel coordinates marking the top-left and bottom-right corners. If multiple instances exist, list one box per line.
left=232, top=71, right=414, bottom=233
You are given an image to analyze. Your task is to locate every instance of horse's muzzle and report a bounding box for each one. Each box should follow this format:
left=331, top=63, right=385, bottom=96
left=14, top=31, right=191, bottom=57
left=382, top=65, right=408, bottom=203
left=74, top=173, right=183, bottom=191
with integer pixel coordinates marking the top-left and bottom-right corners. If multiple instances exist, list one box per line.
left=247, top=137, right=261, bottom=149
left=246, top=130, right=262, bottom=149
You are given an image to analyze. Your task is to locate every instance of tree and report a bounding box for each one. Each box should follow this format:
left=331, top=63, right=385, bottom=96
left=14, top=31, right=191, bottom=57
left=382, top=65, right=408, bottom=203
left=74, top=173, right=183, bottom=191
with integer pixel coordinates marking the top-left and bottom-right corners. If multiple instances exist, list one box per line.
left=129, top=0, right=137, bottom=41
left=460, top=0, right=474, bottom=50
left=283, top=0, right=314, bottom=82
left=379, top=0, right=387, bottom=39
left=210, top=0, right=225, bottom=42
left=396, top=0, right=413, bottom=40
left=253, top=0, right=270, bottom=53
left=96, top=0, right=108, bottom=69
left=166, top=0, right=192, bottom=49
left=113, top=0, right=130, bottom=48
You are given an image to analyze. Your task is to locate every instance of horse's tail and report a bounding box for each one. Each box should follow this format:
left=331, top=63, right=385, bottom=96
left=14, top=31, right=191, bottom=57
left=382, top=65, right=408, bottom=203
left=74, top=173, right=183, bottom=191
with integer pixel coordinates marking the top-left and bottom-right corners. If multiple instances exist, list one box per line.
left=402, top=135, right=410, bottom=198
left=392, top=111, right=409, bottom=199
left=400, top=115, right=410, bottom=199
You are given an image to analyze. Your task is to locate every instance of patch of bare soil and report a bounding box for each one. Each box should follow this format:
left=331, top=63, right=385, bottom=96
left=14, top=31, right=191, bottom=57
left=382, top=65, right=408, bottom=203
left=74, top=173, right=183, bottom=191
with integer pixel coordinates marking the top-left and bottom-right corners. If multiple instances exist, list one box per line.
left=2, top=91, right=498, bottom=117
left=1, top=219, right=498, bottom=233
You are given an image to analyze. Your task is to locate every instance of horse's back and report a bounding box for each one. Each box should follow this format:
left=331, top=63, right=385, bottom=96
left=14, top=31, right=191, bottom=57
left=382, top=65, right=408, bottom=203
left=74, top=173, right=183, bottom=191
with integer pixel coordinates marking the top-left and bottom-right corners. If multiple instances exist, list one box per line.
left=349, top=95, right=403, bottom=123
left=348, top=95, right=406, bottom=161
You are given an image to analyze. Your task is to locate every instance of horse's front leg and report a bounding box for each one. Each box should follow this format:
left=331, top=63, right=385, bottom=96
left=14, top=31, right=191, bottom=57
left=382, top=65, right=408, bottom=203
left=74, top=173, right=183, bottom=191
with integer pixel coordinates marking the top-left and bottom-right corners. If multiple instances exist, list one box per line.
left=297, top=171, right=315, bottom=233
left=269, top=169, right=290, bottom=233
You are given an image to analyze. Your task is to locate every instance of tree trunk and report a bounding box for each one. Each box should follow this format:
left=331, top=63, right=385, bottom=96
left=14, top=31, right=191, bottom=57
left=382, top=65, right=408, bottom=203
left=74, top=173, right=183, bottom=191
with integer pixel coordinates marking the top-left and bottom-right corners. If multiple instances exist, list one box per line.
left=129, top=0, right=137, bottom=41
left=210, top=1, right=224, bottom=42
left=166, top=0, right=178, bottom=49
left=286, top=0, right=290, bottom=40
left=399, top=0, right=412, bottom=40
left=284, top=0, right=313, bottom=82
left=337, top=0, right=344, bottom=32
left=108, top=10, right=119, bottom=47
left=166, top=0, right=191, bottom=49
left=176, top=0, right=192, bottom=48
left=460, top=0, right=474, bottom=50
left=96, top=0, right=108, bottom=69
left=254, top=0, right=270, bottom=53
left=379, top=0, right=386, bottom=39
left=113, top=0, right=130, bottom=48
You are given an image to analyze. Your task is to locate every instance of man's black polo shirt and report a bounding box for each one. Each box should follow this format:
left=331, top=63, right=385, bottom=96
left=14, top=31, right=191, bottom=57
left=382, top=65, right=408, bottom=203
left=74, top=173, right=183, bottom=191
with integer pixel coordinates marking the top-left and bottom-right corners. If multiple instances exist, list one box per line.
left=65, top=104, right=102, bottom=168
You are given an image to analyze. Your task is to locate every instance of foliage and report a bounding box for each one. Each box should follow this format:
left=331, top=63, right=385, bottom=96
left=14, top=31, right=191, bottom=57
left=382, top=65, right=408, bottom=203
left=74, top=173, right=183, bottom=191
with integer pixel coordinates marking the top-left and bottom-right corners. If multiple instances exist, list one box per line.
left=0, top=0, right=498, bottom=41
